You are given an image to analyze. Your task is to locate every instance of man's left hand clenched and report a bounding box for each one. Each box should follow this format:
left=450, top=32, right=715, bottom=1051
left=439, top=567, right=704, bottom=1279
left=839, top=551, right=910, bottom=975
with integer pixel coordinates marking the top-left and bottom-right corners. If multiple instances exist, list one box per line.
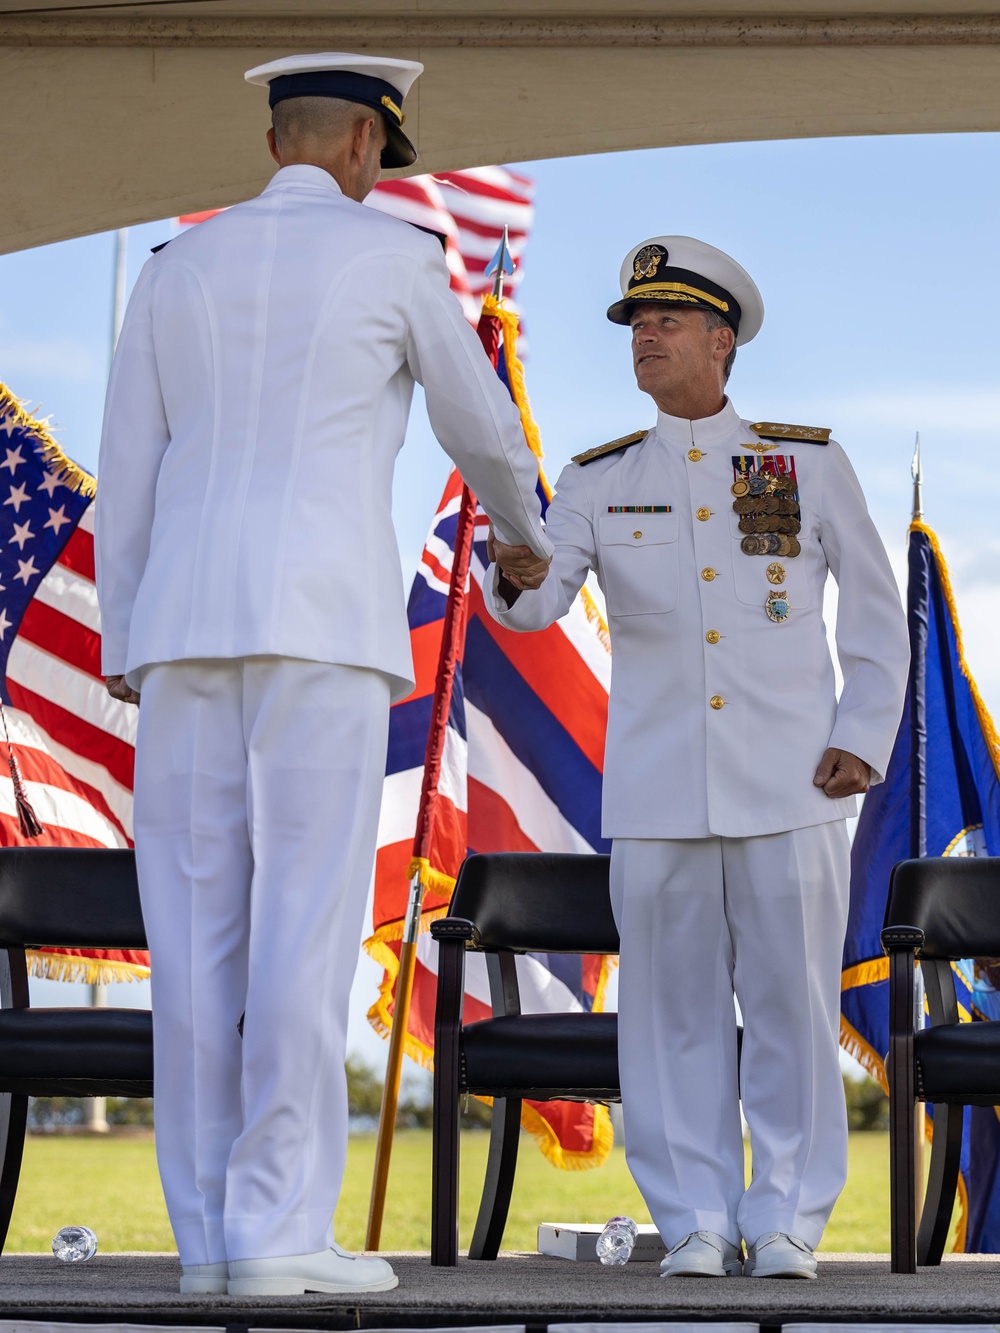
left=813, top=747, right=870, bottom=798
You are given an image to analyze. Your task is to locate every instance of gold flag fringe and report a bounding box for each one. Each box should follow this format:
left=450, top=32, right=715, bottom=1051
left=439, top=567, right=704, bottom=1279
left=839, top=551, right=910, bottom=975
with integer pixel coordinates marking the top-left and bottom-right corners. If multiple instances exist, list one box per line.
left=0, top=385, right=97, bottom=498
left=482, top=296, right=611, bottom=654
left=841, top=956, right=889, bottom=993
left=28, top=951, right=150, bottom=985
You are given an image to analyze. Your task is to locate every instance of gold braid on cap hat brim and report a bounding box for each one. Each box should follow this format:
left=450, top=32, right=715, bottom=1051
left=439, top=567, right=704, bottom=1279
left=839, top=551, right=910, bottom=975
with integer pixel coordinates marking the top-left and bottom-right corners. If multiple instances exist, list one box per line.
left=380, top=94, right=404, bottom=124
left=625, top=281, right=730, bottom=314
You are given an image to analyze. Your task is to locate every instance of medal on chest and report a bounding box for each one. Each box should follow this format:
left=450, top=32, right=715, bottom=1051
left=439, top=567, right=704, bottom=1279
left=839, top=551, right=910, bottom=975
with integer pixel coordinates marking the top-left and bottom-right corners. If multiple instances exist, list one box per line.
left=732, top=453, right=799, bottom=623
left=731, top=453, right=801, bottom=559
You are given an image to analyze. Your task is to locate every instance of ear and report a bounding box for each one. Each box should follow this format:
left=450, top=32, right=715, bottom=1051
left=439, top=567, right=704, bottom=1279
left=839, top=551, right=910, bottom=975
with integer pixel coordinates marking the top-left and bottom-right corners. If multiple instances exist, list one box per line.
left=353, top=115, right=378, bottom=164
left=266, top=127, right=280, bottom=165
left=714, top=324, right=736, bottom=362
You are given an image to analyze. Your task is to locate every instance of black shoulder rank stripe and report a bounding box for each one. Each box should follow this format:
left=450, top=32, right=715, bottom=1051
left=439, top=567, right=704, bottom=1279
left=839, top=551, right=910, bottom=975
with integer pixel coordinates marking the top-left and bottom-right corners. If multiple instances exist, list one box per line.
left=750, top=420, right=831, bottom=444
left=572, top=429, right=649, bottom=466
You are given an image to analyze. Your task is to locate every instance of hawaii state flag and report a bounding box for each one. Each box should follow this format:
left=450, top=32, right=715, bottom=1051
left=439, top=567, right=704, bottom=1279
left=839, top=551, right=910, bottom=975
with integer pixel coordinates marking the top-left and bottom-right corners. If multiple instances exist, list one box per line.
left=365, top=299, right=617, bottom=1169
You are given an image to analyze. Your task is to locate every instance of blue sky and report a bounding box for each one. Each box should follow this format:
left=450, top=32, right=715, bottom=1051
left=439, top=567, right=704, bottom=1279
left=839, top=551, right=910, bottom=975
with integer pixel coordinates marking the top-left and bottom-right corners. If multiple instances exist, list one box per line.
left=3, top=130, right=999, bottom=1067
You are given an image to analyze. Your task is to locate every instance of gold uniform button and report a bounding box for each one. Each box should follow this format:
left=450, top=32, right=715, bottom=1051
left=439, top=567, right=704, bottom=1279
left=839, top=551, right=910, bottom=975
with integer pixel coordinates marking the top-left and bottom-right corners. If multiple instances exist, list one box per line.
left=706, top=630, right=721, bottom=644
left=701, top=567, right=717, bottom=582
left=633, top=530, right=642, bottom=539
left=695, top=507, right=711, bottom=521
left=687, top=448, right=703, bottom=462
left=710, top=695, right=725, bottom=710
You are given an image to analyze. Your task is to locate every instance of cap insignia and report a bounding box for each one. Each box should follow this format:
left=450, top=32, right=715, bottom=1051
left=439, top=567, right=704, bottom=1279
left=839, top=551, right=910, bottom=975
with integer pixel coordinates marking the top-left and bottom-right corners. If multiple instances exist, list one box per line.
left=572, top=429, right=649, bottom=467
left=750, top=421, right=831, bottom=444
left=633, top=245, right=666, bottom=281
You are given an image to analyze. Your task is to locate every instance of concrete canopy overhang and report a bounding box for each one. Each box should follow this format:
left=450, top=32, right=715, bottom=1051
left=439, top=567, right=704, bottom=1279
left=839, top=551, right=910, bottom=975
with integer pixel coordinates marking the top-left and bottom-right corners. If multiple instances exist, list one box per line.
left=2, top=3, right=1000, bottom=255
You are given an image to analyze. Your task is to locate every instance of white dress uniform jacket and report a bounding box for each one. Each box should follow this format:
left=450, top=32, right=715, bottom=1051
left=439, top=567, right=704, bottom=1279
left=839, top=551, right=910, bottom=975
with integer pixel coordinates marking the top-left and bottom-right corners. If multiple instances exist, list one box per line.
left=96, top=164, right=551, bottom=699
left=489, top=399, right=909, bottom=838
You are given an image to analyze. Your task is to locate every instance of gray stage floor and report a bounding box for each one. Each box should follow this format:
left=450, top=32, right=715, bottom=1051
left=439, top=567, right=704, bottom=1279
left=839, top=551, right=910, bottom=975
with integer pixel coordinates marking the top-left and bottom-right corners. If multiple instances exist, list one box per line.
left=0, top=1252, right=999, bottom=1328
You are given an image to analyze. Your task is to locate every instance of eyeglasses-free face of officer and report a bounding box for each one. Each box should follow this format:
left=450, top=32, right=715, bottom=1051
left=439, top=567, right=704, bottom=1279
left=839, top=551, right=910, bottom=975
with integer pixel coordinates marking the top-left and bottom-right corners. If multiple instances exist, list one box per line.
left=629, top=301, right=735, bottom=423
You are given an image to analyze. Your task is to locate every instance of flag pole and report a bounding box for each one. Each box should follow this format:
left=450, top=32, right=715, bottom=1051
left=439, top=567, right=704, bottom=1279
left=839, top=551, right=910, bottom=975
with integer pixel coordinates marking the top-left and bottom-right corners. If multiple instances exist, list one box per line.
left=366, top=235, right=515, bottom=1249
left=365, top=487, right=478, bottom=1248
left=84, top=226, right=129, bottom=1139
left=909, top=431, right=927, bottom=1199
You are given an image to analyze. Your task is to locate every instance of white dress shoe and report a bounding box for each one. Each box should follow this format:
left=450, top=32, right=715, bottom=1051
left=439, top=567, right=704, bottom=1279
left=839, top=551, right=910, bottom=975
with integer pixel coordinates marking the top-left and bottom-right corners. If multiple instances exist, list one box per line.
left=180, top=1261, right=229, bottom=1294
left=228, top=1243, right=398, bottom=1296
left=660, top=1230, right=743, bottom=1277
left=745, top=1231, right=817, bottom=1279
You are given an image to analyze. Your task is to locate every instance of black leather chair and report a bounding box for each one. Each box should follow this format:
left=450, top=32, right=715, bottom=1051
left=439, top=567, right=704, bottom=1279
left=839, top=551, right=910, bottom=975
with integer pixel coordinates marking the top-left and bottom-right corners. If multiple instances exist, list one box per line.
left=0, top=847, right=151, bottom=1251
left=430, top=852, right=619, bottom=1266
left=881, top=855, right=1000, bottom=1273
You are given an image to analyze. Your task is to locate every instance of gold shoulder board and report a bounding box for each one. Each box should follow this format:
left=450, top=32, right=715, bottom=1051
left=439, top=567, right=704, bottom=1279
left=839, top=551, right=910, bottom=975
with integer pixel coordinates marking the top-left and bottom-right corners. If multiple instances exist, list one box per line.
left=750, top=421, right=831, bottom=444
left=572, top=429, right=648, bottom=466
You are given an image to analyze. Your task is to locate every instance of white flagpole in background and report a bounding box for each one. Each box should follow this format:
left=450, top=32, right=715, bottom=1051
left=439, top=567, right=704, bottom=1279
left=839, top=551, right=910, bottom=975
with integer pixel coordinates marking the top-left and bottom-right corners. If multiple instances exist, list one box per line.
left=83, top=226, right=129, bottom=1136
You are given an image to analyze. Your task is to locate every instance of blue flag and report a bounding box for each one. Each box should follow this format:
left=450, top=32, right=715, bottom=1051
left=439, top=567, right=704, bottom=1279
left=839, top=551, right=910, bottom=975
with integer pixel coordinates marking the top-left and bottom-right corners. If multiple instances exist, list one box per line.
left=843, top=519, right=1000, bottom=1251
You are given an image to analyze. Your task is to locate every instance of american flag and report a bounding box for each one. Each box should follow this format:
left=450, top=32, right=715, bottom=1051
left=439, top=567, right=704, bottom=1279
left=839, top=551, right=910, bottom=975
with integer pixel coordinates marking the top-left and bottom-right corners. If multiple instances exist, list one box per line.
left=366, top=168, right=533, bottom=323
left=0, top=388, right=133, bottom=851
left=0, top=387, right=145, bottom=981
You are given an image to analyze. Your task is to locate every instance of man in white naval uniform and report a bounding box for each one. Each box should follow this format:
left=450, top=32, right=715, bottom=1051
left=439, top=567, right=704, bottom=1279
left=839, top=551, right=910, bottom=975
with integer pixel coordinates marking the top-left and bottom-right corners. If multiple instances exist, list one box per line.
left=488, top=236, right=909, bottom=1279
left=96, top=52, right=551, bottom=1297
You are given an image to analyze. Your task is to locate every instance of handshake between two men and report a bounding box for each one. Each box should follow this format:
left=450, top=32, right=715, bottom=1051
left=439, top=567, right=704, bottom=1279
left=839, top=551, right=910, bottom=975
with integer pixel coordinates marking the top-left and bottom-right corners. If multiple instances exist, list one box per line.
left=487, top=524, right=552, bottom=594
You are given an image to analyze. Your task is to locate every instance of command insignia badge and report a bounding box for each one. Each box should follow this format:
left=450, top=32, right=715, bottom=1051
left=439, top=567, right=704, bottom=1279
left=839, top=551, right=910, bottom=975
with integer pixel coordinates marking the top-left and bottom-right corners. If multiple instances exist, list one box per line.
left=765, top=590, right=791, bottom=623
left=766, top=562, right=786, bottom=585
left=633, top=244, right=666, bottom=280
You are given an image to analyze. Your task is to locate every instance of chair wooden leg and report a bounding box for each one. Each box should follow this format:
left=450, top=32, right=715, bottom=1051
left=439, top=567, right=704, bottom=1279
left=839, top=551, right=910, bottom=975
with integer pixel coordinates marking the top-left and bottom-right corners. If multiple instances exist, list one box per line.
left=917, top=1103, right=963, bottom=1267
left=469, top=1096, right=522, bottom=1261
left=0, top=1093, right=28, bottom=1254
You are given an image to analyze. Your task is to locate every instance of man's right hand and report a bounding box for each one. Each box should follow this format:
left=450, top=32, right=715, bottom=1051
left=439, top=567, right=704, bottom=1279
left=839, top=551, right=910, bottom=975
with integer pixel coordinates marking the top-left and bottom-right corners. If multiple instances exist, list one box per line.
left=487, top=525, right=552, bottom=591
left=106, top=675, right=140, bottom=706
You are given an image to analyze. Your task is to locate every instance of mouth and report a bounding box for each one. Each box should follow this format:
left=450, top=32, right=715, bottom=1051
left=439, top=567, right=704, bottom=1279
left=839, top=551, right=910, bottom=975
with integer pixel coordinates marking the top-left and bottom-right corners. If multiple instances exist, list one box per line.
left=635, top=353, right=665, bottom=367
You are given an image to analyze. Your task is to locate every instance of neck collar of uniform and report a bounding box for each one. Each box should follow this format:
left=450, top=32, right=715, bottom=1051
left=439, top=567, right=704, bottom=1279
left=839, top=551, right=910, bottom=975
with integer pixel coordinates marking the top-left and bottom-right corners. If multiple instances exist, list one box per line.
left=264, top=164, right=344, bottom=196
left=653, top=397, right=740, bottom=447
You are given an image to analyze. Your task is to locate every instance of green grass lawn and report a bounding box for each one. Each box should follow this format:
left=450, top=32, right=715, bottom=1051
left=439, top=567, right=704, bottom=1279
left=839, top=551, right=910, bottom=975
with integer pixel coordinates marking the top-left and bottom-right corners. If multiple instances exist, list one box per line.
left=7, top=1129, right=899, bottom=1254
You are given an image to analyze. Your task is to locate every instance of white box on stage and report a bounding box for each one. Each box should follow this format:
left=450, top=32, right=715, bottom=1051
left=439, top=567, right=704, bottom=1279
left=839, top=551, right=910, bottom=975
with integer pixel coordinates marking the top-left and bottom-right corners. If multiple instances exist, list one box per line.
left=537, top=1222, right=666, bottom=1262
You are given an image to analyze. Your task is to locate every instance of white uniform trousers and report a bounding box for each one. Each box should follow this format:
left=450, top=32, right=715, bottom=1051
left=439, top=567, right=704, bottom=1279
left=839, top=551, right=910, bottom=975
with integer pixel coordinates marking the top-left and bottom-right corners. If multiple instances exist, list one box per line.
left=132, top=657, right=390, bottom=1266
left=610, top=823, right=850, bottom=1252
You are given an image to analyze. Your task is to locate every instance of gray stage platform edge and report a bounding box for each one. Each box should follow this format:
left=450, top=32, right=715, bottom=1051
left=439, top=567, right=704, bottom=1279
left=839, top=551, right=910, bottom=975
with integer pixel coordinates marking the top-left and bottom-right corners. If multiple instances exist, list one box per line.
left=0, top=1253, right=1000, bottom=1329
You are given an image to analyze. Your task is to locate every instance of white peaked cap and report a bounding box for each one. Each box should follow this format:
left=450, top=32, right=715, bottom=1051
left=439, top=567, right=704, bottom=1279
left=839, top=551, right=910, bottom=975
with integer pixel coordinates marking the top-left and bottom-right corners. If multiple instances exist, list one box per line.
left=608, top=235, right=764, bottom=346
left=245, top=52, right=425, bottom=168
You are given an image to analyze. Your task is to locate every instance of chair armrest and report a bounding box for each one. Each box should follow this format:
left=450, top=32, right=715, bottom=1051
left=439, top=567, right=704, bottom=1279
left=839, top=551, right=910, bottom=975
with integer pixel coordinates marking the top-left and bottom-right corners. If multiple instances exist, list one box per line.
left=430, top=917, right=480, bottom=946
left=881, top=925, right=925, bottom=955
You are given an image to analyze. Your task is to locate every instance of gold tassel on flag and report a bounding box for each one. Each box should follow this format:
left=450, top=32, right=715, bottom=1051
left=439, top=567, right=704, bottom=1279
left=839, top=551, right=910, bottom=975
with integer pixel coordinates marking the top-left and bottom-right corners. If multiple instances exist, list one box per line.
left=0, top=701, right=42, bottom=838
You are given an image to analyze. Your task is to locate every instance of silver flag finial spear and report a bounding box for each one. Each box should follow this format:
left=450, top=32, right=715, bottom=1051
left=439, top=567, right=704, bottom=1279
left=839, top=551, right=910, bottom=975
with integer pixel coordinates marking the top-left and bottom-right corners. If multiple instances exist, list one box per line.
left=485, top=225, right=514, bottom=301
left=911, top=431, right=923, bottom=522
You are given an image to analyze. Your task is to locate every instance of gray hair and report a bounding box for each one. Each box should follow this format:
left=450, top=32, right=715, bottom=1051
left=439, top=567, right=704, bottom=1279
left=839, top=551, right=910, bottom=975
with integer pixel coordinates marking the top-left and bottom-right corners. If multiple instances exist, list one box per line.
left=271, top=96, right=373, bottom=152
left=701, top=308, right=737, bottom=383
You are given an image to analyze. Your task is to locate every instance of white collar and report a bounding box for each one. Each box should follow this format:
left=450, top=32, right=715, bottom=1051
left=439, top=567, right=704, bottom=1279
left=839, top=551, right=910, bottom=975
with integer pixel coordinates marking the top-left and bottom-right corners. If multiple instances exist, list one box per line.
left=263, top=164, right=344, bottom=196
left=652, top=397, right=742, bottom=448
